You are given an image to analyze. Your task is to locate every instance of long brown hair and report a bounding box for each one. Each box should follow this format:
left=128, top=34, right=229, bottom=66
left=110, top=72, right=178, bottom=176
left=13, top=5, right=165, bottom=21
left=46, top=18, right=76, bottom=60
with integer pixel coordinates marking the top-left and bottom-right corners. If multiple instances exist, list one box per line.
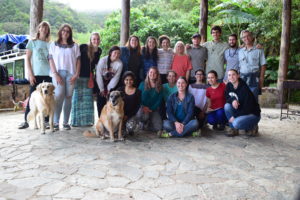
left=142, top=36, right=158, bottom=61
left=125, top=35, right=141, bottom=56
left=56, top=24, right=74, bottom=45
left=87, top=32, right=100, bottom=61
left=144, top=67, right=162, bottom=92
left=33, top=21, right=51, bottom=42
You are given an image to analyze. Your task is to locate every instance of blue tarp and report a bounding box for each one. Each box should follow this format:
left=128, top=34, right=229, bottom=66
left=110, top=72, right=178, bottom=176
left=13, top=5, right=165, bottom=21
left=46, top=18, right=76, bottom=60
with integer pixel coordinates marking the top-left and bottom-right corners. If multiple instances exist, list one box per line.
left=0, top=34, right=29, bottom=44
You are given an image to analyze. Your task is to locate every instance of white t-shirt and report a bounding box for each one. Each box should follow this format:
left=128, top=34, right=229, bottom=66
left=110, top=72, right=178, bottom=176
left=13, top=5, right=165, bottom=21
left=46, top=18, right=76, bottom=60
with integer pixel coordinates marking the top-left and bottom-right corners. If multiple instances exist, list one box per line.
left=49, top=42, right=80, bottom=76
left=188, top=83, right=209, bottom=110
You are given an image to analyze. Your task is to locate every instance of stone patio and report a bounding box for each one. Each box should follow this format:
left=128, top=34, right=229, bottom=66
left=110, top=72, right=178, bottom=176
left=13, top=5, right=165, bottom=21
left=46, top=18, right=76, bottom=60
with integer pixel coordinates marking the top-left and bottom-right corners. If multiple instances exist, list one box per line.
left=0, top=108, right=299, bottom=200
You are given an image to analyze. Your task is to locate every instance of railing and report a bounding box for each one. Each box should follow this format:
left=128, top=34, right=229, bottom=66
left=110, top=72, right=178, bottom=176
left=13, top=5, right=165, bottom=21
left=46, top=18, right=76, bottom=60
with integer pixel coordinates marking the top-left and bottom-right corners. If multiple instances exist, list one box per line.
left=0, top=49, right=26, bottom=61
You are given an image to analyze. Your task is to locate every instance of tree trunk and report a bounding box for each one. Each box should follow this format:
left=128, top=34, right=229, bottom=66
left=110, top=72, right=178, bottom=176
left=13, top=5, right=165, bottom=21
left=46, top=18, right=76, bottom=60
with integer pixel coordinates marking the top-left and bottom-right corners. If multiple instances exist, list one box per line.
left=277, top=0, right=291, bottom=102
left=120, top=0, right=130, bottom=46
left=29, top=0, right=44, bottom=38
left=199, top=0, right=208, bottom=44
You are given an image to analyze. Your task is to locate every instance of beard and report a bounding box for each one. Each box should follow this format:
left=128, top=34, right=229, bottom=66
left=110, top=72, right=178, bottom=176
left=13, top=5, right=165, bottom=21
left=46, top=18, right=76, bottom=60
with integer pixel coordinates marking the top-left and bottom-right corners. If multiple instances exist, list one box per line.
left=229, top=43, right=237, bottom=48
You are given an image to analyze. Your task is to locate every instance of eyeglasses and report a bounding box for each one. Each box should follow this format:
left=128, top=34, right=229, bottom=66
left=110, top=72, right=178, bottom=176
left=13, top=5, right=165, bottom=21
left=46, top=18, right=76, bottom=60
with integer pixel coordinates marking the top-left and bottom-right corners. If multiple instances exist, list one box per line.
left=62, top=29, right=70, bottom=33
left=196, top=74, right=204, bottom=76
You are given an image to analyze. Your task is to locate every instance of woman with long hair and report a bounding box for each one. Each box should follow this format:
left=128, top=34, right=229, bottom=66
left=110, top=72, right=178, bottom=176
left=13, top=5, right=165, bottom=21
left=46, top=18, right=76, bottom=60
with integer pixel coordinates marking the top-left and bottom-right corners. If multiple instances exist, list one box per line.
left=137, top=67, right=163, bottom=133
left=141, top=36, right=158, bottom=78
left=96, top=46, right=123, bottom=116
left=161, top=76, right=199, bottom=138
left=18, top=21, right=52, bottom=129
left=120, top=35, right=143, bottom=86
left=206, top=70, right=227, bottom=131
left=171, top=41, right=192, bottom=82
left=118, top=71, right=141, bottom=135
left=49, top=24, right=81, bottom=131
left=157, top=35, right=174, bottom=83
left=70, top=32, right=102, bottom=127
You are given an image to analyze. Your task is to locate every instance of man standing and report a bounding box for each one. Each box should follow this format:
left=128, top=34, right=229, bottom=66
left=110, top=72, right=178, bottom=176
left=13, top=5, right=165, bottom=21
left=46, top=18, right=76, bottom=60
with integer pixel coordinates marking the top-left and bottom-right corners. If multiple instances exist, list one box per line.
left=224, top=34, right=240, bottom=83
left=239, top=30, right=266, bottom=102
left=187, top=33, right=207, bottom=83
left=203, top=26, right=229, bottom=81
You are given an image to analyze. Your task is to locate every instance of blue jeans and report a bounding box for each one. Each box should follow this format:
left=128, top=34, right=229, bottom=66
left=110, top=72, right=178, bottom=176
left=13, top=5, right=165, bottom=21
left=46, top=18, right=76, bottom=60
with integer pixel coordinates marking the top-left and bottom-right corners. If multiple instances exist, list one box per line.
left=207, top=108, right=227, bottom=125
left=52, top=70, right=76, bottom=125
left=224, top=103, right=260, bottom=131
left=163, top=119, right=199, bottom=137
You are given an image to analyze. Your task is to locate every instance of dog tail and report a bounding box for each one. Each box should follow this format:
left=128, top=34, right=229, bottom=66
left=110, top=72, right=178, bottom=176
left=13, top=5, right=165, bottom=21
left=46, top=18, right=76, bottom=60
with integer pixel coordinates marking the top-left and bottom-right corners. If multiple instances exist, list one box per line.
left=83, top=130, right=99, bottom=138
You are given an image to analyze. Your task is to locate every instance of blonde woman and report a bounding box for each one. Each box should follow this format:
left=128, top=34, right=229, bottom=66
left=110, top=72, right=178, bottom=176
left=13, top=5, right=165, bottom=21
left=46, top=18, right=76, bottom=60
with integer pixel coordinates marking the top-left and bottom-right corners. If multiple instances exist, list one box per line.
left=18, top=21, right=52, bottom=129
left=70, top=33, right=102, bottom=127
left=171, top=41, right=192, bottom=81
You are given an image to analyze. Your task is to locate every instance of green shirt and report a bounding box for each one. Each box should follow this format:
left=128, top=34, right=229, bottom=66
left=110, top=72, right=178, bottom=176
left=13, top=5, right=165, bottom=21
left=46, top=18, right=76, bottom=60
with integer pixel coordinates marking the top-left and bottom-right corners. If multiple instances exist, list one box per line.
left=26, top=39, right=50, bottom=76
left=203, top=41, right=229, bottom=79
left=162, top=83, right=178, bottom=102
left=139, top=81, right=163, bottom=111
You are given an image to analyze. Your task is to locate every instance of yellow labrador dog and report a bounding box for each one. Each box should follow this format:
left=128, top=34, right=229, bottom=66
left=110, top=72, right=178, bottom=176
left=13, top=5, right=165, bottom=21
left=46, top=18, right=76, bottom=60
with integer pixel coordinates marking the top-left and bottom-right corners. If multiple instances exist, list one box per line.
left=27, top=82, right=55, bottom=134
left=84, top=91, right=124, bottom=142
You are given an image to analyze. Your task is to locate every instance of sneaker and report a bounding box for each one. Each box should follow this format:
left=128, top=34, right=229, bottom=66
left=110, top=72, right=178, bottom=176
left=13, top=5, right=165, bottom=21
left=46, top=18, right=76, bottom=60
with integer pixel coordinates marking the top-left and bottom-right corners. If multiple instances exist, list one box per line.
left=225, top=128, right=239, bottom=137
left=45, top=122, right=50, bottom=129
left=218, top=124, right=226, bottom=131
left=212, top=124, right=218, bottom=130
left=160, top=131, right=171, bottom=138
left=18, top=122, right=29, bottom=129
left=192, top=130, right=201, bottom=137
left=63, top=124, right=71, bottom=130
left=53, top=124, right=59, bottom=131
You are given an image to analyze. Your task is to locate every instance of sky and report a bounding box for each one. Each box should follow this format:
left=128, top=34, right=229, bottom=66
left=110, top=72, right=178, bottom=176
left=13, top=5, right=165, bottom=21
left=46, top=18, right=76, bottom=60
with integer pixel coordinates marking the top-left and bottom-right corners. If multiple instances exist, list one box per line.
left=49, top=0, right=121, bottom=12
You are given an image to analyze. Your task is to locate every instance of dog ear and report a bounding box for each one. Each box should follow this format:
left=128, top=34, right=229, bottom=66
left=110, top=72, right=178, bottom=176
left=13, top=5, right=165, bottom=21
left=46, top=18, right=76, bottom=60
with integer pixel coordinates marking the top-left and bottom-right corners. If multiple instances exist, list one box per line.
left=36, top=83, right=42, bottom=93
left=50, top=84, right=55, bottom=94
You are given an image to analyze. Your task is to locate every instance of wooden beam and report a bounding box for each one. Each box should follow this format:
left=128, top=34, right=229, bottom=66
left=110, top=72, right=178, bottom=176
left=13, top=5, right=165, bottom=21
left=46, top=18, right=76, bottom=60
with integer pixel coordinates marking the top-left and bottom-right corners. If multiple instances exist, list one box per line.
left=199, top=0, right=208, bottom=44
left=29, top=0, right=44, bottom=38
left=277, top=0, right=291, bottom=102
left=120, top=0, right=130, bottom=46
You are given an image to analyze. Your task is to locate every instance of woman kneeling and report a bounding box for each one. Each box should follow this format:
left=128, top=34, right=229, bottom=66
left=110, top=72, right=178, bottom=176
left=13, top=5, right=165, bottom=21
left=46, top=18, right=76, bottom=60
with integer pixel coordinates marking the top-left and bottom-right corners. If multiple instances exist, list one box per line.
left=162, top=77, right=199, bottom=137
left=225, top=69, right=261, bottom=137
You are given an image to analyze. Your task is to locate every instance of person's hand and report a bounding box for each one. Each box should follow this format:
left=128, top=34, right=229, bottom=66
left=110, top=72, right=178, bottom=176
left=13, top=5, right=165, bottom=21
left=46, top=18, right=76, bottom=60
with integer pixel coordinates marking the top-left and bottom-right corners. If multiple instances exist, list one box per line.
left=69, top=75, right=78, bottom=85
left=175, top=121, right=183, bottom=134
left=199, top=111, right=205, bottom=119
left=232, top=100, right=239, bottom=109
left=55, top=73, right=63, bottom=85
left=28, top=74, right=36, bottom=86
left=229, top=116, right=235, bottom=123
left=142, top=106, right=152, bottom=113
left=206, top=107, right=214, bottom=113
left=185, top=44, right=191, bottom=49
left=256, top=43, right=263, bottom=49
left=100, top=91, right=107, bottom=97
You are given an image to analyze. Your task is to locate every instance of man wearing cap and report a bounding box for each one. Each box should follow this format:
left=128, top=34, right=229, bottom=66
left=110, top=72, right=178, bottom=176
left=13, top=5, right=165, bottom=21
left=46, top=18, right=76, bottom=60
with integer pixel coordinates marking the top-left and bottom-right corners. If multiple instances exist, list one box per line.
left=187, top=33, right=208, bottom=83
left=202, top=26, right=229, bottom=81
left=239, top=30, right=266, bottom=102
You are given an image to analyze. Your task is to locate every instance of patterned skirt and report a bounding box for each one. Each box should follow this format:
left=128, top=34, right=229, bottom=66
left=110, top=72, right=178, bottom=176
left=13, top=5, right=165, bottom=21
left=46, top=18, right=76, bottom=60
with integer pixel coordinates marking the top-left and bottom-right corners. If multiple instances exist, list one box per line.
left=70, top=77, right=94, bottom=126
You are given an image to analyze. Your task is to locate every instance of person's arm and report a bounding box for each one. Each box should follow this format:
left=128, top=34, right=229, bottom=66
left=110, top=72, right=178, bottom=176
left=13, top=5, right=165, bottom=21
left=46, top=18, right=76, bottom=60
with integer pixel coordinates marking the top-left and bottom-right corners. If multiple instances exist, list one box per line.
left=259, top=50, right=267, bottom=89
left=70, top=44, right=81, bottom=85
left=96, top=59, right=105, bottom=93
left=107, top=61, right=123, bottom=91
left=48, top=44, right=63, bottom=85
left=166, top=95, right=177, bottom=123
left=25, top=49, right=35, bottom=86
left=185, top=70, right=190, bottom=82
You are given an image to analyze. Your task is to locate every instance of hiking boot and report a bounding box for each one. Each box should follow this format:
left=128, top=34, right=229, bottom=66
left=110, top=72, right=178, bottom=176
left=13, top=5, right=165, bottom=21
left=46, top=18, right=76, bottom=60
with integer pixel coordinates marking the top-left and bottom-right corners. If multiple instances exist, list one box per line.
left=63, top=124, right=71, bottom=130
left=212, top=124, right=218, bottom=130
left=53, top=124, right=59, bottom=131
left=246, top=125, right=259, bottom=137
left=45, top=122, right=50, bottom=129
left=218, top=124, right=226, bottom=131
left=225, top=128, right=239, bottom=137
left=18, top=122, right=29, bottom=129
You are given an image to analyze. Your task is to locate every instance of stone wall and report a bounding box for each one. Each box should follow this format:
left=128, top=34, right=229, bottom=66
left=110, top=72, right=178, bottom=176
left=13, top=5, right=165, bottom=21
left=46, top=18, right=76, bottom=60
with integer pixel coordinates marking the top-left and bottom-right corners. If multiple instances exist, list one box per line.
left=0, top=84, right=30, bottom=109
left=259, top=87, right=280, bottom=108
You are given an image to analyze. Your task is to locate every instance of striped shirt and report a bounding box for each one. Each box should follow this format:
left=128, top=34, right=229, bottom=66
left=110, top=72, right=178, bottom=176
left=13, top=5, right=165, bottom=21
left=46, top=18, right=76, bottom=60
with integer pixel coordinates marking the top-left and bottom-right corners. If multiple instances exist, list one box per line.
left=157, top=48, right=174, bottom=74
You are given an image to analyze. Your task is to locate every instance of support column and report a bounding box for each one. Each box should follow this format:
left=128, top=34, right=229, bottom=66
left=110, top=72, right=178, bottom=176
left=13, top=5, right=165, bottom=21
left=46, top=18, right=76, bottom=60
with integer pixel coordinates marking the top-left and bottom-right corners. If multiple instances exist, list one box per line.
left=29, top=0, right=44, bottom=38
left=199, top=0, right=208, bottom=44
left=120, top=0, right=130, bottom=46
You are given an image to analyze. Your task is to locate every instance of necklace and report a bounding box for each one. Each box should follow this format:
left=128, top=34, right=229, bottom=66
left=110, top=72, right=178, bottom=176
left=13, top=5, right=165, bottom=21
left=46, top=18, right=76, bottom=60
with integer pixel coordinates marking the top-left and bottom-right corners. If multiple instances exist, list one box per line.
left=228, top=48, right=238, bottom=57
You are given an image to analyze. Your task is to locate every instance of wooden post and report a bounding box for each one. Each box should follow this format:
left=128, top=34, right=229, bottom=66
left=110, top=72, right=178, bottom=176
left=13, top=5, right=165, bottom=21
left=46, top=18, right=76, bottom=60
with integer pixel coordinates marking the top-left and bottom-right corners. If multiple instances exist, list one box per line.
left=120, top=0, right=130, bottom=46
left=277, top=0, right=291, bottom=103
left=29, top=0, right=44, bottom=38
left=199, top=0, right=208, bottom=44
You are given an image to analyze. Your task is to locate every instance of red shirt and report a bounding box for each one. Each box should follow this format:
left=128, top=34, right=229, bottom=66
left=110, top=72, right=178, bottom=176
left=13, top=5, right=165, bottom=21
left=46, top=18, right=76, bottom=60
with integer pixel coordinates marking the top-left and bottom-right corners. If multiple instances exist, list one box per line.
left=206, top=82, right=226, bottom=110
left=171, top=54, right=192, bottom=78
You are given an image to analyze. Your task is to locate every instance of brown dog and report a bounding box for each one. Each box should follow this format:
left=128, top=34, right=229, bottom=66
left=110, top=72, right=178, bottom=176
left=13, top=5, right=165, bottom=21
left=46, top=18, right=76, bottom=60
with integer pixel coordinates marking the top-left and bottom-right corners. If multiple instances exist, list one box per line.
left=84, top=91, right=124, bottom=141
left=27, top=82, right=55, bottom=134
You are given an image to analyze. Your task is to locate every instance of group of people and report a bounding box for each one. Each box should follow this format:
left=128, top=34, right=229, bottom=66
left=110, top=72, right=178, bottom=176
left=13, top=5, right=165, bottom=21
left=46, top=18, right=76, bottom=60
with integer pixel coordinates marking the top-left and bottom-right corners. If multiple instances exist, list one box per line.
left=18, top=21, right=266, bottom=138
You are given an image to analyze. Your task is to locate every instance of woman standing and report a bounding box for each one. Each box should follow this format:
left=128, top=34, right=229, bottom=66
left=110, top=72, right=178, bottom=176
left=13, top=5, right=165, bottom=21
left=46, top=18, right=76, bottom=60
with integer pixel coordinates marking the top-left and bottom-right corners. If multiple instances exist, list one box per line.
left=206, top=70, right=227, bottom=130
left=138, top=67, right=163, bottom=133
left=224, top=69, right=261, bottom=137
left=188, top=69, right=209, bottom=128
left=120, top=35, right=143, bottom=86
left=161, top=77, right=199, bottom=138
left=18, top=21, right=52, bottom=129
left=49, top=24, right=81, bottom=131
left=70, top=32, right=102, bottom=127
left=157, top=35, right=174, bottom=83
left=142, top=36, right=158, bottom=78
left=118, top=71, right=141, bottom=135
left=96, top=46, right=123, bottom=116
left=171, top=41, right=192, bottom=82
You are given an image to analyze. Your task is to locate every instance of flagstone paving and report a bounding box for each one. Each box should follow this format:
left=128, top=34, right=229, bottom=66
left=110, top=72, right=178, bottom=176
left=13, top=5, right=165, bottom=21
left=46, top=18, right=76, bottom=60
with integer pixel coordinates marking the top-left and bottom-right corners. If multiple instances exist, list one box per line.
left=0, top=108, right=299, bottom=200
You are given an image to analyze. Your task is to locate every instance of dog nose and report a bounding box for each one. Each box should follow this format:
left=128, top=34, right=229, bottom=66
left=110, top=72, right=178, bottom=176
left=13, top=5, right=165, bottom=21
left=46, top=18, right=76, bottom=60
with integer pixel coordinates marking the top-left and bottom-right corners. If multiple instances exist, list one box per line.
left=44, top=90, right=48, bottom=94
